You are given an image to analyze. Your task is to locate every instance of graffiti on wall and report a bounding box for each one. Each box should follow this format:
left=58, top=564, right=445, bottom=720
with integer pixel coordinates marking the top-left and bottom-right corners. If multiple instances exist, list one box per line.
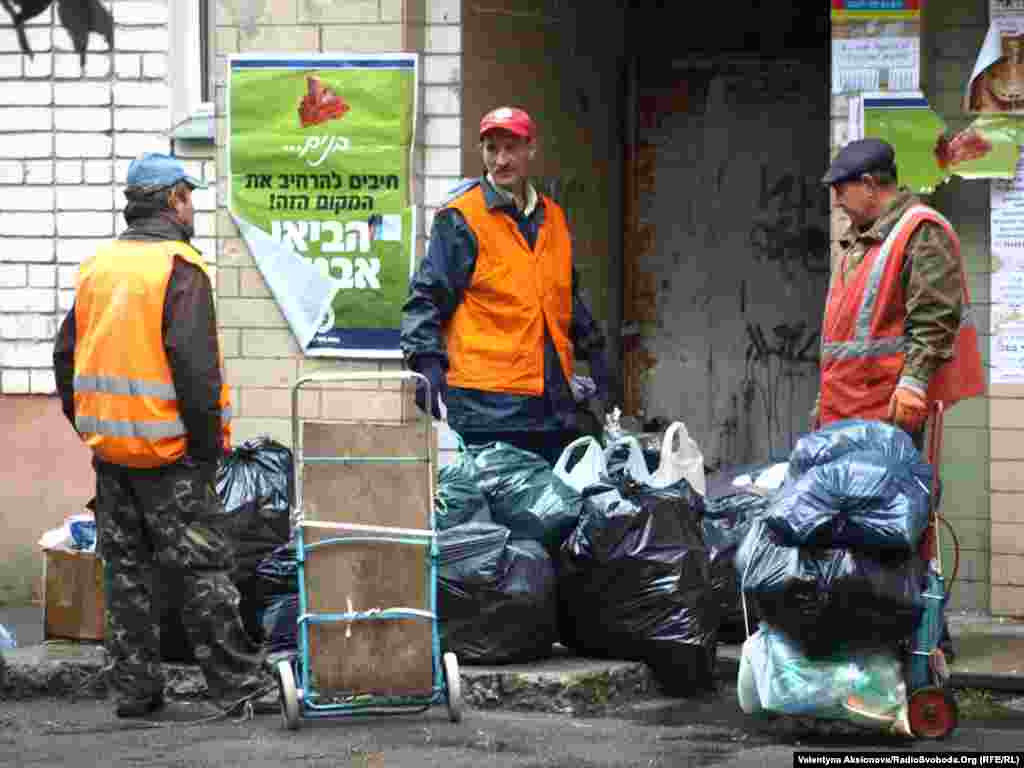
left=748, top=165, right=830, bottom=277
left=740, top=320, right=820, bottom=460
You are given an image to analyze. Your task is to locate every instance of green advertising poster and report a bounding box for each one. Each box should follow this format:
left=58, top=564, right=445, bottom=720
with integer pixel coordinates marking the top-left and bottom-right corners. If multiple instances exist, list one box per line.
left=228, top=54, right=418, bottom=357
left=857, top=92, right=1020, bottom=194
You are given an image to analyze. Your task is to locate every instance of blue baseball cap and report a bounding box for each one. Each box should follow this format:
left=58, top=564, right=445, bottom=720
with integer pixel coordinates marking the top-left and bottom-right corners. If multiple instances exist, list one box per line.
left=126, top=152, right=206, bottom=190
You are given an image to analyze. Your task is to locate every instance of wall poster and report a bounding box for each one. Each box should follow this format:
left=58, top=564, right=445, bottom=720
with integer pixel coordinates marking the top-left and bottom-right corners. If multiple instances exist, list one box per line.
left=228, top=53, right=418, bottom=358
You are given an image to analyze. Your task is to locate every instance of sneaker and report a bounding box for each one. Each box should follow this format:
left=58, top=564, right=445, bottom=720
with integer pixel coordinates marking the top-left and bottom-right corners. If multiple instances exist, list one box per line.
left=115, top=691, right=166, bottom=719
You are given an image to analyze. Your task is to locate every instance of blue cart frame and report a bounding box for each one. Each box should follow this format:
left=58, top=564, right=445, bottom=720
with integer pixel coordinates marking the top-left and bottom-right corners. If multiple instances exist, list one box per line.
left=273, top=371, right=461, bottom=729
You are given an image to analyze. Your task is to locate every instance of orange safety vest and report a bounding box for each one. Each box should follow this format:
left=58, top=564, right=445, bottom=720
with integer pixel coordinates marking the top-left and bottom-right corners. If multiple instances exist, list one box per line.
left=820, top=204, right=985, bottom=426
left=73, top=240, right=232, bottom=469
left=444, top=185, right=575, bottom=395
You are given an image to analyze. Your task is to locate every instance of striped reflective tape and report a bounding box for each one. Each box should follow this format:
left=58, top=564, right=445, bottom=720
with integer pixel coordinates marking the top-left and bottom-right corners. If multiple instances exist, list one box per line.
left=828, top=206, right=955, bottom=362
left=822, top=335, right=906, bottom=360
left=75, top=415, right=187, bottom=440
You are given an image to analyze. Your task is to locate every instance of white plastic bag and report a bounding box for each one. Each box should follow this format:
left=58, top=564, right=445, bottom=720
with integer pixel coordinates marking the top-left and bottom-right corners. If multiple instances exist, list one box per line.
left=553, top=436, right=607, bottom=493
left=649, top=422, right=706, bottom=495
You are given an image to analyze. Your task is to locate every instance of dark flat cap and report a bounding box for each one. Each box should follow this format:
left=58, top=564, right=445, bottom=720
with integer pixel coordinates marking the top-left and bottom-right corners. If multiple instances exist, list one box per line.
left=822, top=138, right=896, bottom=185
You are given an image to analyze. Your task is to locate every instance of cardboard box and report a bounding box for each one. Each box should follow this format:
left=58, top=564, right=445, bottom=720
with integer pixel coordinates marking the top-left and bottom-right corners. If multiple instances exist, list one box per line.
left=43, top=549, right=105, bottom=641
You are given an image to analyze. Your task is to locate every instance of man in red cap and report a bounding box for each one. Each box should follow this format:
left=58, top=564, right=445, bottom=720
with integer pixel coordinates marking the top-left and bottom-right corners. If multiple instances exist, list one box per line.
left=400, top=106, right=609, bottom=464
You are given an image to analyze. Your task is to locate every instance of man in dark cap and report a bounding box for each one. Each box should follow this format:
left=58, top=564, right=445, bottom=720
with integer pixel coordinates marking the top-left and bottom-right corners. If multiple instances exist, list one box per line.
left=816, top=138, right=982, bottom=439
left=817, top=138, right=986, bottom=665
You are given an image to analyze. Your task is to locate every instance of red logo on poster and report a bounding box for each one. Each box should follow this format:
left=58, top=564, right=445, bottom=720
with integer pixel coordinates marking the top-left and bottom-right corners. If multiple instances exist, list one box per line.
left=299, top=74, right=351, bottom=128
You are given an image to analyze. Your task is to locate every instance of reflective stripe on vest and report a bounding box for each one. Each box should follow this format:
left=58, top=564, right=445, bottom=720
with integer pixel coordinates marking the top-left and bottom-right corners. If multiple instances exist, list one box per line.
left=75, top=405, right=234, bottom=440
left=74, top=374, right=177, bottom=400
left=821, top=205, right=974, bottom=363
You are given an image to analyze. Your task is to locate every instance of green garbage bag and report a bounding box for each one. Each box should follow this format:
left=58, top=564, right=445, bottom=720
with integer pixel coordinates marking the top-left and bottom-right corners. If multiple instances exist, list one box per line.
left=471, top=442, right=583, bottom=557
left=435, top=448, right=492, bottom=531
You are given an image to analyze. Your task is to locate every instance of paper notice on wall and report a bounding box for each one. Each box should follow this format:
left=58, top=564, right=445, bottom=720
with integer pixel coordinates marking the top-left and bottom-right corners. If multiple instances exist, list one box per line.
left=831, top=1, right=921, bottom=95
left=965, top=2, right=1024, bottom=113
left=991, top=152, right=1024, bottom=383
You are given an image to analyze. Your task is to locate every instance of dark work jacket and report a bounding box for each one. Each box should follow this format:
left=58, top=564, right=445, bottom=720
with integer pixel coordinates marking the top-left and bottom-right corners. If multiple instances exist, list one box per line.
left=53, top=213, right=225, bottom=466
left=400, top=176, right=606, bottom=433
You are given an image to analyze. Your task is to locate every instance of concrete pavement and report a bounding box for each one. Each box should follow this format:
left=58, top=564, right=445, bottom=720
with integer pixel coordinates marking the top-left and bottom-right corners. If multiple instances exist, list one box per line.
left=3, top=605, right=1023, bottom=714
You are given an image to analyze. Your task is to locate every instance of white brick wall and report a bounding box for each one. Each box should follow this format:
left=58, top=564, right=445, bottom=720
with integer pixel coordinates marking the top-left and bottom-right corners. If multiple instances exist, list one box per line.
left=0, top=0, right=215, bottom=395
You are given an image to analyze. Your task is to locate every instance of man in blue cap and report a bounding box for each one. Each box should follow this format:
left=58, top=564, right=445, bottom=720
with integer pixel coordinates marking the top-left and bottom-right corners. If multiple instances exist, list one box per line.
left=53, top=153, right=274, bottom=718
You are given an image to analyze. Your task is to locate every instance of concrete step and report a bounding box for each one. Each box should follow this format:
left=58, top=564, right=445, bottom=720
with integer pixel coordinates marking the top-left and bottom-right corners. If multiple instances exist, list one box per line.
left=1, top=641, right=732, bottom=716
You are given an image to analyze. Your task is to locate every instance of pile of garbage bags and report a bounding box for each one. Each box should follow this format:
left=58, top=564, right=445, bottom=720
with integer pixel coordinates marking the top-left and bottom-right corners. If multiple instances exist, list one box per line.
left=434, top=430, right=719, bottom=695
left=434, top=442, right=574, bottom=664
left=736, top=419, right=932, bottom=731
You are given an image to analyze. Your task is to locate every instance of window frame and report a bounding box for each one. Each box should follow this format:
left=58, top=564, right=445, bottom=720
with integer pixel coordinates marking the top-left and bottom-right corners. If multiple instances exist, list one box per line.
left=169, top=0, right=214, bottom=140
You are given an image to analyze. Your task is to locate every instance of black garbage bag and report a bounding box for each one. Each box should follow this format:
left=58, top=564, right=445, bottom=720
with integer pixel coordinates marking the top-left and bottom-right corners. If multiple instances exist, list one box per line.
left=764, top=450, right=931, bottom=554
left=736, top=520, right=926, bottom=657
left=261, top=593, right=300, bottom=655
left=788, top=419, right=922, bottom=480
left=559, top=482, right=718, bottom=695
left=216, top=437, right=294, bottom=642
left=254, top=539, right=299, bottom=596
left=217, top=437, right=294, bottom=577
left=703, top=491, right=772, bottom=636
left=435, top=451, right=492, bottom=530
left=439, top=522, right=558, bottom=663
left=471, top=442, right=583, bottom=556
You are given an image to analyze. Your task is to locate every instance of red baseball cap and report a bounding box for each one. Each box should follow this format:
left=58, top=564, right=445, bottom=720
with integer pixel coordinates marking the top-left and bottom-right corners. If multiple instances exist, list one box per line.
left=479, top=107, right=535, bottom=140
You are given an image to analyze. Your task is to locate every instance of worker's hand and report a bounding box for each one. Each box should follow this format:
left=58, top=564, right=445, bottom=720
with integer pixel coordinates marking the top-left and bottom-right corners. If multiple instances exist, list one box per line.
left=888, top=386, right=929, bottom=436
left=413, top=356, right=448, bottom=420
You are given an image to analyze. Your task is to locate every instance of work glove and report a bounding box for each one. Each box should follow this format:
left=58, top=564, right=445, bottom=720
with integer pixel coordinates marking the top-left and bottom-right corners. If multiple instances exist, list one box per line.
left=809, top=395, right=821, bottom=433
left=888, top=385, right=929, bottom=436
left=413, top=356, right=448, bottom=420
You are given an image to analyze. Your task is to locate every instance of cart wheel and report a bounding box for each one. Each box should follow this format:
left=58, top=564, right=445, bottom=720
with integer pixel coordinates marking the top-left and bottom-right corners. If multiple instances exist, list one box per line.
left=908, top=686, right=958, bottom=740
left=276, top=659, right=301, bottom=731
left=442, top=652, right=462, bottom=723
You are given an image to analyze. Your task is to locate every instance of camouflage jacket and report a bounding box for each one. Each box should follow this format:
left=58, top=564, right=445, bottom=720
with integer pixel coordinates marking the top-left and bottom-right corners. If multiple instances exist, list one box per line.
left=830, top=189, right=963, bottom=391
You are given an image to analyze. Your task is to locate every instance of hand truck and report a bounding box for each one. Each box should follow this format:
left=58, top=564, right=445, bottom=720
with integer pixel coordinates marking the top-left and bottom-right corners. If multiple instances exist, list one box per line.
left=273, top=371, right=462, bottom=730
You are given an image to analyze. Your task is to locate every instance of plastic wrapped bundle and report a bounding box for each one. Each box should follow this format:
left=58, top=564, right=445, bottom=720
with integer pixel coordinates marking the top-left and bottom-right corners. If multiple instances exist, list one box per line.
left=740, top=625, right=908, bottom=730
left=764, top=450, right=931, bottom=554
left=560, top=481, right=718, bottom=694
left=736, top=520, right=926, bottom=657
left=439, top=522, right=559, bottom=663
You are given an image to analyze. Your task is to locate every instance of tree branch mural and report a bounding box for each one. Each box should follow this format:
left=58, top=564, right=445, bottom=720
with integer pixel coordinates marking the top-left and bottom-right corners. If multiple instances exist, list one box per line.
left=0, top=0, right=113, bottom=65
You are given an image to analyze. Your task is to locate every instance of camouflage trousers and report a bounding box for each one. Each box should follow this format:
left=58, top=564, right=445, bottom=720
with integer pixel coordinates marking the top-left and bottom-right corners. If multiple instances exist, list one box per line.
left=95, top=459, right=266, bottom=703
